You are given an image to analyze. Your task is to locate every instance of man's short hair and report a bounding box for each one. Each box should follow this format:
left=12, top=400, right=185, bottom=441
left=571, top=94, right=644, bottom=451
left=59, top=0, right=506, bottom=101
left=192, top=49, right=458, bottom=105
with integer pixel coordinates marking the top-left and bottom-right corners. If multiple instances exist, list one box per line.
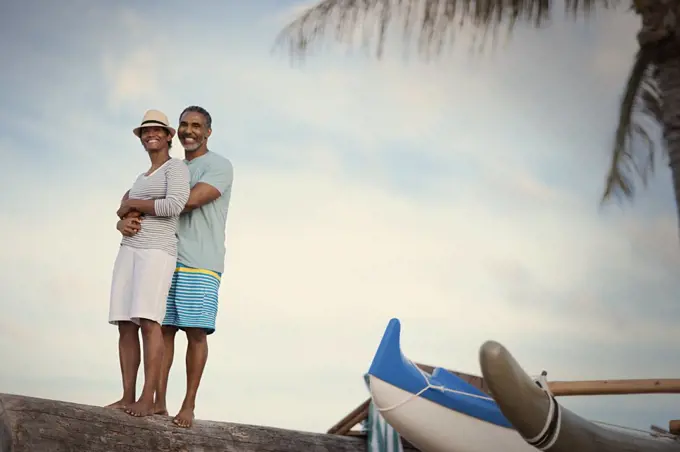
left=180, top=106, right=212, bottom=130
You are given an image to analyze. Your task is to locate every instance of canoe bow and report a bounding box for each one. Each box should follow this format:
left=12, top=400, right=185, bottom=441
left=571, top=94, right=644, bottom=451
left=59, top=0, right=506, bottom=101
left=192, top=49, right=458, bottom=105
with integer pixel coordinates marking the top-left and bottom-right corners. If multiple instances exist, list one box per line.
left=478, top=340, right=680, bottom=452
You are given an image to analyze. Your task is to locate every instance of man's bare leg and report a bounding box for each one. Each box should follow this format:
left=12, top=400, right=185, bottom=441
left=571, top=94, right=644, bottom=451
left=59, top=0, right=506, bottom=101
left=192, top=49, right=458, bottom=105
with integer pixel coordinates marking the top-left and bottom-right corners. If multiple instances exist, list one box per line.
left=173, top=328, right=208, bottom=428
left=125, top=319, right=164, bottom=417
left=153, top=325, right=179, bottom=415
left=106, top=321, right=140, bottom=409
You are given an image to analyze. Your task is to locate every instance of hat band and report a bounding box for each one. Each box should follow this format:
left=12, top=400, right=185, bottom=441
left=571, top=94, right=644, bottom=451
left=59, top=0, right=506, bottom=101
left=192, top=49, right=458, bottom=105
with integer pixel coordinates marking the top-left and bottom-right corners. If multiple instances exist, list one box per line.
left=140, top=119, right=169, bottom=127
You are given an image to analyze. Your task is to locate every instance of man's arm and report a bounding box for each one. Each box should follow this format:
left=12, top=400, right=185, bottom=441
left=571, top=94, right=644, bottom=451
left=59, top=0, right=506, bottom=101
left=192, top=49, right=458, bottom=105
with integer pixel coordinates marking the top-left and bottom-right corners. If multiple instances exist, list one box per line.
left=123, top=162, right=191, bottom=217
left=117, top=190, right=133, bottom=219
left=182, top=183, right=221, bottom=213
left=182, top=160, right=233, bottom=213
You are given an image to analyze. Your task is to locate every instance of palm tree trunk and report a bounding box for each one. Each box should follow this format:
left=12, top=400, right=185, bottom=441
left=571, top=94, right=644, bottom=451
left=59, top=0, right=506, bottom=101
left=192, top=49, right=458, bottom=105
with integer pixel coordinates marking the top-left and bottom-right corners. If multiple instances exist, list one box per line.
left=657, top=55, right=680, bottom=230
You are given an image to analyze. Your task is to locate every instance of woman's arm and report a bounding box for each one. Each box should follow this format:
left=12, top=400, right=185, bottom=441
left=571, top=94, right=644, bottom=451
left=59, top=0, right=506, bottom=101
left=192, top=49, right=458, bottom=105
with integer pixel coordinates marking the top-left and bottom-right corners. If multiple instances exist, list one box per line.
left=123, top=161, right=190, bottom=217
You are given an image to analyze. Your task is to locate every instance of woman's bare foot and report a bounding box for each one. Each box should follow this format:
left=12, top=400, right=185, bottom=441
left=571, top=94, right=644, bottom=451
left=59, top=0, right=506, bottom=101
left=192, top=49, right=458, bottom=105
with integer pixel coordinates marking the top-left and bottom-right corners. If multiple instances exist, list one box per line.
left=124, top=399, right=155, bottom=417
left=105, top=399, right=132, bottom=410
left=172, top=405, right=195, bottom=428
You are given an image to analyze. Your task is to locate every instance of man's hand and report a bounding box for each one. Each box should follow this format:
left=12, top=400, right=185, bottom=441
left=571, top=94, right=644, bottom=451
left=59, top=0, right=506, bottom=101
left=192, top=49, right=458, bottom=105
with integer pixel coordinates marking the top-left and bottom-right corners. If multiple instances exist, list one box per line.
left=117, top=216, right=142, bottom=237
left=117, top=200, right=134, bottom=219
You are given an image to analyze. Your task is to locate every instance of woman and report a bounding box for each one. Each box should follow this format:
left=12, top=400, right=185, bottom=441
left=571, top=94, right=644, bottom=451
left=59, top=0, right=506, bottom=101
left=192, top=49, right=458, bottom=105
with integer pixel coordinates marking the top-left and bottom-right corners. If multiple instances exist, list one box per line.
left=106, top=109, right=190, bottom=417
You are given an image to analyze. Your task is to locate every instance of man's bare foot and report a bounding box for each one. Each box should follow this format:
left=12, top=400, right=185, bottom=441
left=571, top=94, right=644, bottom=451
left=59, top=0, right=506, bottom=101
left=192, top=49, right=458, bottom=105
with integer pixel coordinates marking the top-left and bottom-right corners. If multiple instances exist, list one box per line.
left=105, top=399, right=131, bottom=410
left=153, top=403, right=168, bottom=416
left=172, top=405, right=195, bottom=428
left=124, top=399, right=155, bottom=417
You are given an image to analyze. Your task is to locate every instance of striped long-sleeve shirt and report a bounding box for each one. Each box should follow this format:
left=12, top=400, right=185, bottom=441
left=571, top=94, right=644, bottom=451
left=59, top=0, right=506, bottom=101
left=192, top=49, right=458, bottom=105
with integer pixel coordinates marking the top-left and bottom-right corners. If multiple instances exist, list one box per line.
left=121, top=158, right=191, bottom=257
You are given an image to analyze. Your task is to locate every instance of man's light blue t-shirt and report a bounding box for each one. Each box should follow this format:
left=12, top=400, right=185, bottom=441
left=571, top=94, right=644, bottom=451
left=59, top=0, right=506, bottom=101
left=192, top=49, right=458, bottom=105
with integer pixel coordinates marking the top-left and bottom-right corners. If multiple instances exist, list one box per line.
left=177, top=150, right=233, bottom=273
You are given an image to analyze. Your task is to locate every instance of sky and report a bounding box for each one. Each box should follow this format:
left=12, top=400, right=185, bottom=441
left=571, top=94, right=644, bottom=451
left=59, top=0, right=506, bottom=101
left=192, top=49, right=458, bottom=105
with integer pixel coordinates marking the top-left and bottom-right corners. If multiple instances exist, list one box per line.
left=1, top=0, right=680, bottom=438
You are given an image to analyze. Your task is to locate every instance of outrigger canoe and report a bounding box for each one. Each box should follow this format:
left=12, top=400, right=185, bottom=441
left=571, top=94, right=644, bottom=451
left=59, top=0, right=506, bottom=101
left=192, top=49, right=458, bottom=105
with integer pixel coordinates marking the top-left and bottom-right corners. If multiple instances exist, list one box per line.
left=366, top=318, right=539, bottom=452
left=479, top=340, right=680, bottom=452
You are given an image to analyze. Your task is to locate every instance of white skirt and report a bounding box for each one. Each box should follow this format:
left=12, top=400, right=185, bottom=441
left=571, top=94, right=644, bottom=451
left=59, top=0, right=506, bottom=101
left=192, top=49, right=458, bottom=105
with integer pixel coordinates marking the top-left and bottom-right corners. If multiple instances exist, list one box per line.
left=108, top=244, right=176, bottom=325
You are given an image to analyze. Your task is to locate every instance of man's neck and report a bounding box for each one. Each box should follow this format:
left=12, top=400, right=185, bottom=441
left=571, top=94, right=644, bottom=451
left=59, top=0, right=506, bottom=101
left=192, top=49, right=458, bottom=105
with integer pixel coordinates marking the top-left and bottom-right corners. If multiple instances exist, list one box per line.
left=185, top=146, right=208, bottom=162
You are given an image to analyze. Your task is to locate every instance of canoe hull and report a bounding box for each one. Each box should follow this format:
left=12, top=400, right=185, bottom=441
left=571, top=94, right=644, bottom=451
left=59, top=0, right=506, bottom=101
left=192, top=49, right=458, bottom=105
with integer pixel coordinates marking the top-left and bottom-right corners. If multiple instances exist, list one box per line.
left=367, top=318, right=540, bottom=452
left=369, top=374, right=537, bottom=452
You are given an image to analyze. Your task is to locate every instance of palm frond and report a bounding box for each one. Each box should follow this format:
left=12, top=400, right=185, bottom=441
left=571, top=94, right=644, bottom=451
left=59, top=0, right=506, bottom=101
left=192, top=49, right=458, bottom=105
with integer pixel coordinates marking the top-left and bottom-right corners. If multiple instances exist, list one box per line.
left=275, top=0, right=622, bottom=60
left=601, top=45, right=663, bottom=204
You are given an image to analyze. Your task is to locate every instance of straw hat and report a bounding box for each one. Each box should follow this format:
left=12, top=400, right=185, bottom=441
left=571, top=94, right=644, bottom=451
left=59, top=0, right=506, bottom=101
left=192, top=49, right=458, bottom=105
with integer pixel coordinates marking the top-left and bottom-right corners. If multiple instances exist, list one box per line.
left=133, top=109, right=176, bottom=138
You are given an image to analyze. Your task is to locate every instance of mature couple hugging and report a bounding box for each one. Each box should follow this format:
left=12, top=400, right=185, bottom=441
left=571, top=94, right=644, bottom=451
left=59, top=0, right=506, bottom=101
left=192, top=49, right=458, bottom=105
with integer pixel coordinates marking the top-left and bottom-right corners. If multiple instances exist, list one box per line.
left=105, top=106, right=233, bottom=429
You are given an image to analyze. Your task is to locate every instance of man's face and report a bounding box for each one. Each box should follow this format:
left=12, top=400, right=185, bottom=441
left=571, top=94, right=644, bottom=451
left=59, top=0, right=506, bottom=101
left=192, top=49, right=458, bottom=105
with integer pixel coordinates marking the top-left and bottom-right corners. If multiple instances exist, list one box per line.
left=178, top=111, right=211, bottom=152
left=140, top=126, right=169, bottom=152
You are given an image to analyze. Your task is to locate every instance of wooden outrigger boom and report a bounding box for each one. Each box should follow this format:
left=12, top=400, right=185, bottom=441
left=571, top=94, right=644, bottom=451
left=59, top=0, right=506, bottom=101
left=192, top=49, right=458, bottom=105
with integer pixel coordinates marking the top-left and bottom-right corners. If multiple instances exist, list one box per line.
left=549, top=378, right=680, bottom=396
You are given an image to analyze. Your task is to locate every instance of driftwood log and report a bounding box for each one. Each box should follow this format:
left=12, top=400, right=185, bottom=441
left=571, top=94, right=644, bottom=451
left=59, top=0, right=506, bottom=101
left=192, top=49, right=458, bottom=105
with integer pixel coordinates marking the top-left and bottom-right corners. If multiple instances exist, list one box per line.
left=0, top=393, right=418, bottom=451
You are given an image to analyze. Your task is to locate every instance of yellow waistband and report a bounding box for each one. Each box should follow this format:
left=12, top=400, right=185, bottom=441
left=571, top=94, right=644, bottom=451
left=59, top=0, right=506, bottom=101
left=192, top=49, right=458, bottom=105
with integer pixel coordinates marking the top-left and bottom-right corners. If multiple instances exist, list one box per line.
left=175, top=266, right=221, bottom=281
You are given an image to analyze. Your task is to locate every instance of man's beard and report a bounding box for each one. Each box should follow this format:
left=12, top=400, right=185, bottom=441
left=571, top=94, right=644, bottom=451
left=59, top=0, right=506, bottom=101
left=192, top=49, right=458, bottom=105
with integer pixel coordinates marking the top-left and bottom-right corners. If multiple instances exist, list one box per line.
left=181, top=137, right=202, bottom=152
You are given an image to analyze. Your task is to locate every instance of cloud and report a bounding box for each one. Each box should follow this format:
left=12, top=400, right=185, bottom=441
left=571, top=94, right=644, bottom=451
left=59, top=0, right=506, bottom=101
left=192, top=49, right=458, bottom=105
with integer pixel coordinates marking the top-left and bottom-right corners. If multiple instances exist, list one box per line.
left=1, top=0, right=679, bottom=435
left=103, top=49, right=163, bottom=111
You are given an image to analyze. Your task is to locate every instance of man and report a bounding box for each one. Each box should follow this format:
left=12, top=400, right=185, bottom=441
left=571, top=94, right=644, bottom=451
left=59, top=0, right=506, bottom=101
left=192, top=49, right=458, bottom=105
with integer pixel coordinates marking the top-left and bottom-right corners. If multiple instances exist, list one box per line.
left=151, top=106, right=233, bottom=428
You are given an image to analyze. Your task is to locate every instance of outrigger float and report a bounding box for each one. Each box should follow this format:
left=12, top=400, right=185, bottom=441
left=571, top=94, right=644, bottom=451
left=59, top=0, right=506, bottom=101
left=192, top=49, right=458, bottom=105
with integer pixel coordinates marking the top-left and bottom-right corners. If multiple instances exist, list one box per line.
left=479, top=340, right=680, bottom=452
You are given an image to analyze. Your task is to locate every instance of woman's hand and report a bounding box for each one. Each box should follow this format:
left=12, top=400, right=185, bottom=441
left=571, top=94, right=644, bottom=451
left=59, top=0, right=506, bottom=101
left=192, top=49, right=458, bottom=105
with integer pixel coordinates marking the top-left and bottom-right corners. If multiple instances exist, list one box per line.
left=125, top=210, right=143, bottom=219
left=117, top=216, right=142, bottom=237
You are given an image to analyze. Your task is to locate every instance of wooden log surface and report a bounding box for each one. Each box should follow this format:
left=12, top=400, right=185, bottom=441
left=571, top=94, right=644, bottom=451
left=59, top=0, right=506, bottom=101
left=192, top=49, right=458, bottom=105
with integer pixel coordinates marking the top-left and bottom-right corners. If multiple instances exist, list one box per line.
left=0, top=393, right=418, bottom=452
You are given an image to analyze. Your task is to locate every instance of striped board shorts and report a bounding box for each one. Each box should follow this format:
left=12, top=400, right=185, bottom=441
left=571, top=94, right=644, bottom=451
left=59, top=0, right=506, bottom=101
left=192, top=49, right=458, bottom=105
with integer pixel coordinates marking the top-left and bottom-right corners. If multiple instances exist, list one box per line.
left=162, top=262, right=222, bottom=335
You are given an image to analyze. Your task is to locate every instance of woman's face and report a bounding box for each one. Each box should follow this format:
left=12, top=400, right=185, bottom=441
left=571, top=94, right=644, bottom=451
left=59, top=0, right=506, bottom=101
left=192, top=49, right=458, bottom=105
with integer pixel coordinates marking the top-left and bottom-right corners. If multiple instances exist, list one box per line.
left=140, top=126, right=170, bottom=152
